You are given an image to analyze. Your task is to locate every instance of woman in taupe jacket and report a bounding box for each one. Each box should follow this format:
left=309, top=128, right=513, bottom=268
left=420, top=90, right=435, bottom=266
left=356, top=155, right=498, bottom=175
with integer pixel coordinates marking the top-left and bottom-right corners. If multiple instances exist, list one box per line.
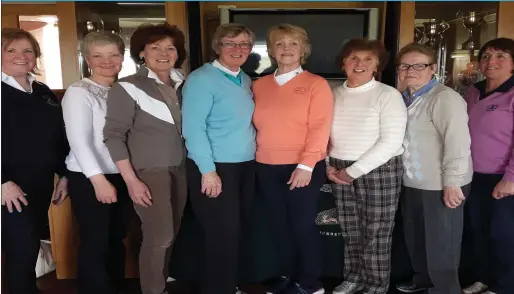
left=103, top=22, right=187, bottom=294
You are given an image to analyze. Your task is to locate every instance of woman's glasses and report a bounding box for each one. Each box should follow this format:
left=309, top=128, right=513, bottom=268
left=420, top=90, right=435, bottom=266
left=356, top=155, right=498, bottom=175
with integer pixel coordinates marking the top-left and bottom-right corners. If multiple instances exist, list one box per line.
left=397, top=63, right=433, bottom=71
left=219, top=41, right=252, bottom=50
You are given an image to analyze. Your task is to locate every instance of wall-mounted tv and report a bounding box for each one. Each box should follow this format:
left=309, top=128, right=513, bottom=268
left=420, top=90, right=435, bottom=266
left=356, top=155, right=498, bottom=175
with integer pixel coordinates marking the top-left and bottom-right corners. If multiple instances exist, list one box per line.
left=220, top=8, right=379, bottom=79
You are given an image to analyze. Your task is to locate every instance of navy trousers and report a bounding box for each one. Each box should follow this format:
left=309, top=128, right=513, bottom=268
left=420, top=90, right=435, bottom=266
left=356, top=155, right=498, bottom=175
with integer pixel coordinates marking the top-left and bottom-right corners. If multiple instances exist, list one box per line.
left=256, top=160, right=326, bottom=290
left=465, top=173, right=514, bottom=294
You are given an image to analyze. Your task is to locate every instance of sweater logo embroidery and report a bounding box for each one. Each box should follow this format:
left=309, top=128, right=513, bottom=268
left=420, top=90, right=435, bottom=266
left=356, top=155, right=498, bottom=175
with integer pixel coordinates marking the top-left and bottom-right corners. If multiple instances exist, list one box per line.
left=43, top=95, right=59, bottom=107
left=293, top=87, right=307, bottom=94
left=485, top=104, right=498, bottom=111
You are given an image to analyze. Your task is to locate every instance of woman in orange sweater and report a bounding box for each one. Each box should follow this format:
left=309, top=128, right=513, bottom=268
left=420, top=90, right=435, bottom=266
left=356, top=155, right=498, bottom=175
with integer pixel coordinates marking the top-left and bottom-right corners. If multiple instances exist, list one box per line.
left=252, top=24, right=334, bottom=294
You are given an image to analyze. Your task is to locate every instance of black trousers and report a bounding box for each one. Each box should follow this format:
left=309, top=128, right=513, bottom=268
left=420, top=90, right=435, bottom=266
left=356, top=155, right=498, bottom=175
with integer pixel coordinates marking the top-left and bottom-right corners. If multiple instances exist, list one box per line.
left=402, top=184, right=471, bottom=294
left=187, top=158, right=255, bottom=294
left=68, top=171, right=135, bottom=294
left=465, top=173, right=514, bottom=294
left=1, top=169, right=55, bottom=294
left=256, top=160, right=326, bottom=290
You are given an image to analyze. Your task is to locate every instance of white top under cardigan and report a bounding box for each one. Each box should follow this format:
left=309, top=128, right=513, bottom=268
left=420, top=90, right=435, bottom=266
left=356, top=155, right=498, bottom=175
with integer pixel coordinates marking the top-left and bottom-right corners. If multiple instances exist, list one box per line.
left=328, top=78, right=407, bottom=179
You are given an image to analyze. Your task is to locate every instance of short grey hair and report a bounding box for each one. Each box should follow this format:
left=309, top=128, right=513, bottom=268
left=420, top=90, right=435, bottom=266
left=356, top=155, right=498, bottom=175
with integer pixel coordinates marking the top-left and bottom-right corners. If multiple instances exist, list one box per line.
left=211, top=23, right=255, bottom=54
left=83, top=31, right=125, bottom=57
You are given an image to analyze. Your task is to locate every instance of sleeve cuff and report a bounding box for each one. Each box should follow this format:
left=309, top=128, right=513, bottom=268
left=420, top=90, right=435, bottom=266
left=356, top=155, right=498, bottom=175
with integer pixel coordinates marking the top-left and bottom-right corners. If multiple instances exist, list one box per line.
left=198, top=160, right=216, bottom=175
left=297, top=164, right=313, bottom=172
left=345, top=165, right=365, bottom=179
left=443, top=175, right=464, bottom=187
left=502, top=173, right=514, bottom=183
left=84, top=170, right=104, bottom=179
left=105, top=141, right=130, bottom=164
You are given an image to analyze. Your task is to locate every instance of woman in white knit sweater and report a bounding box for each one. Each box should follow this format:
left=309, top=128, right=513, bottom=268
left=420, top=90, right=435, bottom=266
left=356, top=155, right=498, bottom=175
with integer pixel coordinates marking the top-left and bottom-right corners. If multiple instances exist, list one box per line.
left=327, top=39, right=407, bottom=294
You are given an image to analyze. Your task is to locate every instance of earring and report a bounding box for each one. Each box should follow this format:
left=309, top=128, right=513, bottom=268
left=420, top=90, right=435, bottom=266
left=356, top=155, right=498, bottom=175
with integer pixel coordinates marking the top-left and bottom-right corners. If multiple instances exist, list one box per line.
left=140, top=57, right=145, bottom=65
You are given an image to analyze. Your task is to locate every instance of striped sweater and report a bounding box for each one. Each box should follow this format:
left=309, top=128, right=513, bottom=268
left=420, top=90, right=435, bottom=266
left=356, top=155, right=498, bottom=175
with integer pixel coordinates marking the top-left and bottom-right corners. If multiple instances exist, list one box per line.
left=328, top=78, right=407, bottom=178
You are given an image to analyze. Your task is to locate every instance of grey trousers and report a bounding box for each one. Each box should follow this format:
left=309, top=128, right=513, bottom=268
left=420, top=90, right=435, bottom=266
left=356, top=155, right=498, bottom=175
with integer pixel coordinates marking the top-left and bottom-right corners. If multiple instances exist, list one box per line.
left=401, top=184, right=471, bottom=294
left=134, top=165, right=187, bottom=294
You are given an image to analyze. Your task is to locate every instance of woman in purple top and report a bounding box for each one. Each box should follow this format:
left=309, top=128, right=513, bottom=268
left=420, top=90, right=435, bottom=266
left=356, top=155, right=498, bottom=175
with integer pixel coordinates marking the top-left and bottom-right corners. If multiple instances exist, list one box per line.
left=463, top=38, right=514, bottom=294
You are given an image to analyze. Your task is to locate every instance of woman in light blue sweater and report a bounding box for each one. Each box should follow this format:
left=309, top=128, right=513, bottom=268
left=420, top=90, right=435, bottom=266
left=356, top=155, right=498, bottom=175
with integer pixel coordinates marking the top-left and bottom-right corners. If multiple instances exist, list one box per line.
left=181, top=23, right=256, bottom=294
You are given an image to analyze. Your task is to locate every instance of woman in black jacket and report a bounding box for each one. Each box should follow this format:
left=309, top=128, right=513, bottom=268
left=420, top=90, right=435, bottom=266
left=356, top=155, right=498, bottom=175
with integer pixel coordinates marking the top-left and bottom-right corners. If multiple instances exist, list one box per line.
left=1, top=28, right=69, bottom=294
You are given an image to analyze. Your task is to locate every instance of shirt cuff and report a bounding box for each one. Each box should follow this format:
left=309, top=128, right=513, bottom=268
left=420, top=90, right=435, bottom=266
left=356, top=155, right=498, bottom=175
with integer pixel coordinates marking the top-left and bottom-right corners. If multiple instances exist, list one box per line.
left=345, top=165, right=364, bottom=179
left=297, top=164, right=313, bottom=172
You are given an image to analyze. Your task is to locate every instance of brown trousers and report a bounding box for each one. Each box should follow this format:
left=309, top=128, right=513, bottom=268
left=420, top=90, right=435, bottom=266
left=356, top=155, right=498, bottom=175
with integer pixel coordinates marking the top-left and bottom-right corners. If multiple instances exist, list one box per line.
left=134, top=164, right=187, bottom=294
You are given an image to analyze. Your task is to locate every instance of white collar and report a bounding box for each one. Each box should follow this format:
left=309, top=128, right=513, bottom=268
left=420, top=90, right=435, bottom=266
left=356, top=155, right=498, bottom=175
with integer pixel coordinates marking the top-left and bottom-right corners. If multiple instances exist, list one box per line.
left=146, top=66, right=185, bottom=90
left=342, top=77, right=377, bottom=93
left=2, top=72, right=36, bottom=93
left=274, top=66, right=303, bottom=86
left=212, top=59, right=240, bottom=77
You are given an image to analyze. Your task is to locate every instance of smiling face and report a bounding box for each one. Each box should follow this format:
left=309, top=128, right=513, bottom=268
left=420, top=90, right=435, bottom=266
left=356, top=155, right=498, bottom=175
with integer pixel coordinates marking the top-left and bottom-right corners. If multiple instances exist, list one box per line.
left=85, top=43, right=123, bottom=79
left=139, top=36, right=177, bottom=73
left=397, top=51, right=437, bottom=91
left=342, top=50, right=379, bottom=86
left=272, top=34, right=302, bottom=69
left=2, top=38, right=37, bottom=77
left=479, top=47, right=514, bottom=81
left=217, top=33, right=252, bottom=71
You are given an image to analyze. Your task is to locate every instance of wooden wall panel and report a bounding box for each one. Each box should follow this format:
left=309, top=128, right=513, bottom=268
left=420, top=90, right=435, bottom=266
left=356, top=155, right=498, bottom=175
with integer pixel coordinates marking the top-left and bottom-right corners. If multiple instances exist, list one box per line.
left=1, top=14, right=19, bottom=29
left=498, top=2, right=514, bottom=39
left=398, top=1, right=415, bottom=50
left=55, top=2, right=80, bottom=89
left=2, top=3, right=56, bottom=15
left=165, top=1, right=190, bottom=74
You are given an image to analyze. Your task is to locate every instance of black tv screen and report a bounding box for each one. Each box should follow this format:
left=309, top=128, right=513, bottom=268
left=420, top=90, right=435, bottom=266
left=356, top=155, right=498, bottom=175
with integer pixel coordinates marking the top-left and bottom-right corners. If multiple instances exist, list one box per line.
left=229, top=9, right=373, bottom=79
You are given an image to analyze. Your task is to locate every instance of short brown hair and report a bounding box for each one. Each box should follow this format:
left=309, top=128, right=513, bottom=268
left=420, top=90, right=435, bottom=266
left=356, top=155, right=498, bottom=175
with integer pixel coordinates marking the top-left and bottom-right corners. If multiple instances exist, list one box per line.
left=478, top=37, right=514, bottom=73
left=2, top=28, right=41, bottom=74
left=396, top=43, right=437, bottom=65
left=130, top=22, right=187, bottom=68
left=211, top=23, right=255, bottom=55
left=336, top=39, right=388, bottom=72
left=83, top=31, right=125, bottom=57
left=266, top=23, right=311, bottom=65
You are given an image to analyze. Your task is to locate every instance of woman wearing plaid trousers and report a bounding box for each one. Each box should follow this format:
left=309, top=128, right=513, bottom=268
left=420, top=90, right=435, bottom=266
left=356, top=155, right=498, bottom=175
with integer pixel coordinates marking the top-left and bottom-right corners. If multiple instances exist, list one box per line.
left=327, top=39, right=407, bottom=294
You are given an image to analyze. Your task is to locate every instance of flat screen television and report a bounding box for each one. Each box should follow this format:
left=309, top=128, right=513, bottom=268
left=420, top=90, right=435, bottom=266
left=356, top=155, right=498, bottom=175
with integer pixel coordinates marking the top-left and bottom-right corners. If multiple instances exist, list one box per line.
left=221, top=8, right=379, bottom=79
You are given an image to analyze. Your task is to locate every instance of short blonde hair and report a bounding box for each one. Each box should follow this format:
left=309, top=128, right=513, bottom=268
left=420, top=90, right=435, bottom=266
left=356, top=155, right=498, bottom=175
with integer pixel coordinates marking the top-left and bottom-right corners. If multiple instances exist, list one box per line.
left=211, top=23, right=255, bottom=55
left=266, top=24, right=311, bottom=65
left=83, top=31, right=125, bottom=57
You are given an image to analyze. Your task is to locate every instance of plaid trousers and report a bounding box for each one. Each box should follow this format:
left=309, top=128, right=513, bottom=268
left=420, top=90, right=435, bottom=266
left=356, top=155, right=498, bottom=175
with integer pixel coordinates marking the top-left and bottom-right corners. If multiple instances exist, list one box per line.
left=330, top=156, right=403, bottom=294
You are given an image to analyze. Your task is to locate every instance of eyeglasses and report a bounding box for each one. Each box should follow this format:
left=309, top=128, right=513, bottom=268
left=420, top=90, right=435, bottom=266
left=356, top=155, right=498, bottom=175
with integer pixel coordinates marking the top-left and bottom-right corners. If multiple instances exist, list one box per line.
left=397, top=63, right=433, bottom=71
left=219, top=41, right=252, bottom=50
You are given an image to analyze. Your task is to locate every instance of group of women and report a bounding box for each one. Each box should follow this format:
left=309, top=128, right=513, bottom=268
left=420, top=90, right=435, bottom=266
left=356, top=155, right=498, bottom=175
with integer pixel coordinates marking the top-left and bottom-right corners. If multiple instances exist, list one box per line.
left=1, top=20, right=513, bottom=294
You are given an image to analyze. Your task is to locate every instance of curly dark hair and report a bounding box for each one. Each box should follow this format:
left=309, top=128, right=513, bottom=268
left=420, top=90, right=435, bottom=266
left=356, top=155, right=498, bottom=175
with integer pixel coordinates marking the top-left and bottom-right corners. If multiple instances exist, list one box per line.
left=336, top=39, right=389, bottom=73
left=130, top=22, right=187, bottom=68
